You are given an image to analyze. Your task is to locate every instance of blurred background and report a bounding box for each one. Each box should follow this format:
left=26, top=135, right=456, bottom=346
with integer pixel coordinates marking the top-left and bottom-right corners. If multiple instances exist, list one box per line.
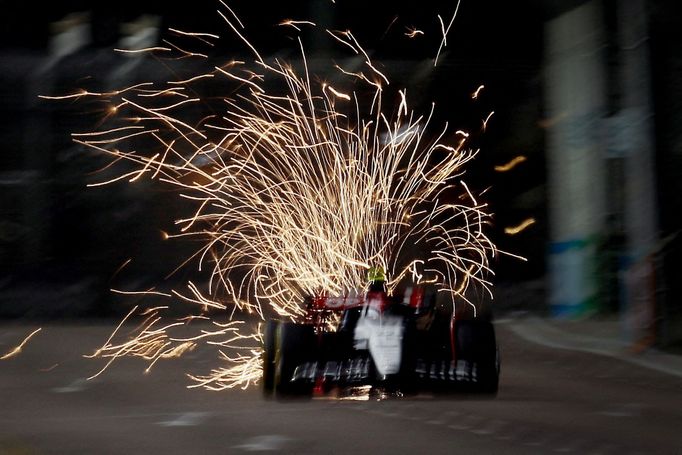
left=1, top=0, right=681, bottom=352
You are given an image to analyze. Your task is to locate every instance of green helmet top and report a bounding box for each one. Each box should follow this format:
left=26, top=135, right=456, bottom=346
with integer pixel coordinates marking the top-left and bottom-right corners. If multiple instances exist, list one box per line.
left=367, top=266, right=386, bottom=282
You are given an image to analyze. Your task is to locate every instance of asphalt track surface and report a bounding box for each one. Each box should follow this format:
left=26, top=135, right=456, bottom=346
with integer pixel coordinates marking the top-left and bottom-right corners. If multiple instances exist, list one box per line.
left=1, top=322, right=681, bottom=454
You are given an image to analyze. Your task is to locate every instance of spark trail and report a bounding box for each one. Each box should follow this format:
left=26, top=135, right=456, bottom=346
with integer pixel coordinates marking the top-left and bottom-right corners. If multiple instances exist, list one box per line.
left=1, top=328, right=42, bottom=360
left=59, top=4, right=498, bottom=390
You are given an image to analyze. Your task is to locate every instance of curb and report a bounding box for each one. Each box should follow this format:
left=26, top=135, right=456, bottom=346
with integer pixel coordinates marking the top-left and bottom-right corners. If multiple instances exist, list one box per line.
left=502, top=316, right=682, bottom=379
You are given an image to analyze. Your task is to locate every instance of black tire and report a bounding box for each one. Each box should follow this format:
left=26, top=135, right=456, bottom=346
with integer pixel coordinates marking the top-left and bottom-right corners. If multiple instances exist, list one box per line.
left=274, top=323, right=315, bottom=398
left=262, top=320, right=279, bottom=397
left=455, top=319, right=499, bottom=395
left=398, top=318, right=419, bottom=395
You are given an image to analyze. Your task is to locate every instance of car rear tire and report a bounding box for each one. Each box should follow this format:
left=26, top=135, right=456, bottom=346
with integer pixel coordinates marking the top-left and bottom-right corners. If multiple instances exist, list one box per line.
left=455, top=319, right=499, bottom=395
left=262, top=320, right=279, bottom=397
left=274, top=322, right=315, bottom=398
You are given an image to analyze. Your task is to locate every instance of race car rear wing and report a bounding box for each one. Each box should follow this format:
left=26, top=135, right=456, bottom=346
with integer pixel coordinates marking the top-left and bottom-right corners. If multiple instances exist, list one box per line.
left=310, top=286, right=428, bottom=311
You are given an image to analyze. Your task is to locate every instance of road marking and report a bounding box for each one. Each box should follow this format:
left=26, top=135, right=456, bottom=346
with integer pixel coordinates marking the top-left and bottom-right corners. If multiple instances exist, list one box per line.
left=52, top=378, right=89, bottom=393
left=157, top=412, right=209, bottom=427
left=591, top=443, right=619, bottom=454
left=448, top=414, right=483, bottom=432
left=553, top=437, right=587, bottom=453
left=471, top=419, right=507, bottom=435
left=231, top=435, right=292, bottom=451
left=448, top=423, right=471, bottom=430
left=596, top=403, right=642, bottom=418
left=494, top=433, right=516, bottom=441
left=521, top=430, right=552, bottom=447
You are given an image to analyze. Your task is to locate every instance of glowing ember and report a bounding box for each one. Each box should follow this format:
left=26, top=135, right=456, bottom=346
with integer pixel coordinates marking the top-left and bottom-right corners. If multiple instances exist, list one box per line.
left=495, top=155, right=527, bottom=172
left=51, top=3, right=502, bottom=390
left=434, top=0, right=462, bottom=66
left=1, top=328, right=42, bottom=360
left=504, top=218, right=536, bottom=235
left=405, top=27, right=424, bottom=39
left=471, top=84, right=485, bottom=100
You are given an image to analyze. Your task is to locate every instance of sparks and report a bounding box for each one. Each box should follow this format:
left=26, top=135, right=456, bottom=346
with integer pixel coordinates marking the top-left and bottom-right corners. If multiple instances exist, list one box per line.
left=168, top=27, right=220, bottom=40
left=114, top=46, right=173, bottom=54
left=504, top=218, right=536, bottom=235
left=1, top=328, right=42, bottom=360
left=52, top=3, right=500, bottom=391
left=405, top=27, right=424, bottom=38
left=482, top=110, right=495, bottom=131
left=472, top=84, right=485, bottom=99
left=324, top=84, right=351, bottom=101
left=434, top=0, right=461, bottom=66
left=168, top=74, right=215, bottom=85
left=278, top=19, right=316, bottom=32
left=494, top=155, right=527, bottom=172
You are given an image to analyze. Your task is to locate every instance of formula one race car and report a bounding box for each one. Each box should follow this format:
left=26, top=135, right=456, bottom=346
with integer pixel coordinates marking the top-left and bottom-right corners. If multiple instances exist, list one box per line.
left=262, top=283, right=500, bottom=398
